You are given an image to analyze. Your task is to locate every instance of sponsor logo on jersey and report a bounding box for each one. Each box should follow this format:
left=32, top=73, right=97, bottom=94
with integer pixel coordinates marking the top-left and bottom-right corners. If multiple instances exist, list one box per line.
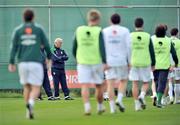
left=25, top=27, right=32, bottom=34
left=21, top=40, right=36, bottom=46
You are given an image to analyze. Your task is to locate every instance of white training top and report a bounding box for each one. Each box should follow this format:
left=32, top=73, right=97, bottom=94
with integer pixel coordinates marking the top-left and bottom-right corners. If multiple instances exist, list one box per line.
left=103, top=25, right=131, bottom=67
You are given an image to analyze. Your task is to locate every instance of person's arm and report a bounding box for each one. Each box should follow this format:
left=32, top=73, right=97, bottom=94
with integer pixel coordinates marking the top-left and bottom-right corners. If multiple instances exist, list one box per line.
left=51, top=51, right=63, bottom=62
left=125, top=30, right=131, bottom=65
left=99, top=31, right=106, bottom=64
left=72, top=34, right=77, bottom=59
left=9, top=29, right=19, bottom=64
left=149, top=38, right=156, bottom=66
left=170, top=42, right=178, bottom=66
left=62, top=50, right=69, bottom=61
left=40, top=28, right=51, bottom=60
left=9, top=29, right=19, bottom=72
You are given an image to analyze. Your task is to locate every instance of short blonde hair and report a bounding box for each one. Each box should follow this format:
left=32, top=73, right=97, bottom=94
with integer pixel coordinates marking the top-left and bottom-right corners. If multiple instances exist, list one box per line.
left=54, top=38, right=63, bottom=44
left=87, top=9, right=101, bottom=22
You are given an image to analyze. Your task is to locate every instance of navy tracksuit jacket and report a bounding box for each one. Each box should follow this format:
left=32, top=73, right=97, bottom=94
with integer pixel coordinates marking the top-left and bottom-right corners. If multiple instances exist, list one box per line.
left=51, top=47, right=70, bottom=97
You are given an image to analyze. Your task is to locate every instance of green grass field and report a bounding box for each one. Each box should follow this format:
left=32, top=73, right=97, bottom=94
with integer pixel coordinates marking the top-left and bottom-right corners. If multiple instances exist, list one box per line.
left=0, top=97, right=180, bottom=125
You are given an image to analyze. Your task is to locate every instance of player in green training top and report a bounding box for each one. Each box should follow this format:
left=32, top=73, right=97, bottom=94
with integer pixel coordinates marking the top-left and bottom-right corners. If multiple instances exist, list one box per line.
left=8, top=9, right=51, bottom=119
left=129, top=17, right=155, bottom=111
left=73, top=9, right=107, bottom=115
left=153, top=25, right=178, bottom=108
left=170, top=28, right=180, bottom=104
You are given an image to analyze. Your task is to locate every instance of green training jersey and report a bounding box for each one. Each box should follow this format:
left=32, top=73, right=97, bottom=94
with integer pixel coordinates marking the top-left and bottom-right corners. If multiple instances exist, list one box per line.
left=153, top=37, right=171, bottom=69
left=76, top=25, right=102, bottom=64
left=131, top=31, right=151, bottom=67
left=9, top=22, right=51, bottom=64
left=171, top=37, right=180, bottom=67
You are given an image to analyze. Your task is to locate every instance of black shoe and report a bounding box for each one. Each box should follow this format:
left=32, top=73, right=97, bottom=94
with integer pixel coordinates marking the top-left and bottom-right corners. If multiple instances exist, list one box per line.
left=97, top=109, right=105, bottom=115
left=48, top=96, right=55, bottom=101
left=104, top=98, right=109, bottom=101
left=64, top=96, right=74, bottom=100
left=138, top=98, right=146, bottom=110
left=153, top=97, right=157, bottom=106
left=26, top=104, right=34, bottom=119
left=115, top=102, right=125, bottom=112
left=38, top=96, right=43, bottom=101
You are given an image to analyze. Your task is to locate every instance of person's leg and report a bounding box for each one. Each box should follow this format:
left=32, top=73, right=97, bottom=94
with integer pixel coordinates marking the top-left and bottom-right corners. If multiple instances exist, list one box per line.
left=173, top=68, right=180, bottom=104
left=138, top=82, right=149, bottom=109
left=81, top=84, right=91, bottom=115
left=107, top=79, right=116, bottom=113
left=52, top=69, right=60, bottom=99
left=42, top=70, right=53, bottom=99
left=174, top=80, right=180, bottom=104
left=153, top=70, right=159, bottom=106
left=168, top=77, right=174, bottom=104
left=132, top=81, right=141, bottom=111
left=161, top=83, right=169, bottom=105
left=26, top=84, right=41, bottom=119
left=23, top=84, right=31, bottom=104
left=95, top=84, right=105, bottom=114
left=151, top=80, right=157, bottom=98
left=38, top=91, right=43, bottom=100
left=103, top=80, right=109, bottom=100
left=140, top=83, right=149, bottom=99
left=59, top=72, right=71, bottom=99
left=116, top=79, right=127, bottom=112
left=156, top=70, right=169, bottom=107
left=30, top=85, right=41, bottom=101
left=132, top=81, right=139, bottom=100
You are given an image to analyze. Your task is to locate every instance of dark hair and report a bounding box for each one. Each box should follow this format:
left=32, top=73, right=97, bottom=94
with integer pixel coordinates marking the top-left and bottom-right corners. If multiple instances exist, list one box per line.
left=23, top=9, right=34, bottom=22
left=163, top=24, right=168, bottom=31
left=155, top=24, right=166, bottom=37
left=170, top=28, right=178, bottom=36
left=135, top=18, right=144, bottom=28
left=111, top=13, right=121, bottom=24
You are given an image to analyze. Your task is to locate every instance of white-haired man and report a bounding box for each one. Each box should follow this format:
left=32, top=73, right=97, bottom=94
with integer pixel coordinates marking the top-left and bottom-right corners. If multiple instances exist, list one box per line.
left=51, top=38, right=73, bottom=100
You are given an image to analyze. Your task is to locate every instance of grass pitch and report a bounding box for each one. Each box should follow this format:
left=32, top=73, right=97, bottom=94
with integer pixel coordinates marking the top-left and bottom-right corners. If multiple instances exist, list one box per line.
left=0, top=97, right=180, bottom=125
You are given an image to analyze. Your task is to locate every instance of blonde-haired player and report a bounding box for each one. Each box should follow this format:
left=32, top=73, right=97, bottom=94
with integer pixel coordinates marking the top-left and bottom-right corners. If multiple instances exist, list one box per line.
left=73, top=9, right=107, bottom=115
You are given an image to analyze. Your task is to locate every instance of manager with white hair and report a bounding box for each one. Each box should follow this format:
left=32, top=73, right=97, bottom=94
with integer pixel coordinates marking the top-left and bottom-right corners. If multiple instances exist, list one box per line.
left=51, top=38, right=73, bottom=100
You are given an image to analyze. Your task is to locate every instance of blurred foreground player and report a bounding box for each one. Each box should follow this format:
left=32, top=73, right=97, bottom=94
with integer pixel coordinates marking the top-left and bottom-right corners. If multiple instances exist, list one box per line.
left=8, top=9, right=51, bottom=119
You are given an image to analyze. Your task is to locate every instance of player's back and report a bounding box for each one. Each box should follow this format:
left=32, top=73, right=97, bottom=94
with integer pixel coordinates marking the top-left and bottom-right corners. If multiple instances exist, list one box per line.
left=12, top=23, right=49, bottom=63
left=103, top=25, right=130, bottom=66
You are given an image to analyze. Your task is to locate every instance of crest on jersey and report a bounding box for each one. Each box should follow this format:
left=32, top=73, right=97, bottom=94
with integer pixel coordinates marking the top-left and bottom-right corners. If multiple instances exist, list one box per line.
left=137, top=36, right=142, bottom=41
left=158, top=41, right=163, bottom=46
left=86, top=31, right=91, bottom=37
left=112, top=30, right=117, bottom=35
left=25, top=27, right=32, bottom=34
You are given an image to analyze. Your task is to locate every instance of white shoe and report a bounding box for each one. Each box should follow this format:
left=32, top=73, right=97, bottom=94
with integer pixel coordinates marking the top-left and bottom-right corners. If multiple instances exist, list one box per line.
left=97, top=105, right=106, bottom=115
left=103, top=92, right=109, bottom=101
left=84, top=108, right=91, bottom=116
left=161, top=97, right=168, bottom=106
left=169, top=97, right=174, bottom=104
left=135, top=101, right=142, bottom=111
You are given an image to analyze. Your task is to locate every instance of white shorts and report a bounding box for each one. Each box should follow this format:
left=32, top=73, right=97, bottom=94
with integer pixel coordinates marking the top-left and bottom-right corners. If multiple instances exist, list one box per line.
left=174, top=67, right=180, bottom=80
left=105, top=66, right=128, bottom=80
left=129, top=66, right=151, bottom=82
left=168, top=71, right=175, bottom=79
left=18, top=62, right=43, bottom=86
left=77, top=64, right=104, bottom=84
